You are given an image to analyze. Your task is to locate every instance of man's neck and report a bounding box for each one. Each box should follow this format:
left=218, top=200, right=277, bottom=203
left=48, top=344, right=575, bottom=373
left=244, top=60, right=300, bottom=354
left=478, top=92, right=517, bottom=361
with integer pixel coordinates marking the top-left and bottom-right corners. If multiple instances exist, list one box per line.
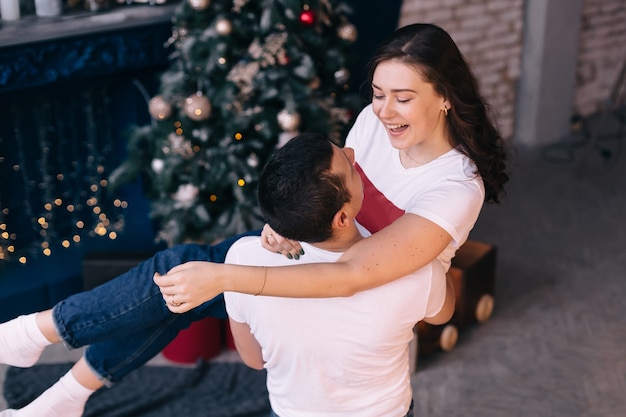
left=310, top=224, right=363, bottom=253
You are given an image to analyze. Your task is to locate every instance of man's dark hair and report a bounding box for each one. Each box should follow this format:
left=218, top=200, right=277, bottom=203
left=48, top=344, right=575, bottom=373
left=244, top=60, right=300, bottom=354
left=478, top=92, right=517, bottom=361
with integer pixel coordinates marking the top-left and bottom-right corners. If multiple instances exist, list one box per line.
left=258, top=133, right=351, bottom=243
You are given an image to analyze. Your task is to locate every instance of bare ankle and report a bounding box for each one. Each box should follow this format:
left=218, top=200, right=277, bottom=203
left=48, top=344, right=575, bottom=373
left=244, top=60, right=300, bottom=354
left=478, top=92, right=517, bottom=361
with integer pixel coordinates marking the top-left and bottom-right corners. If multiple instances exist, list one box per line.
left=36, top=310, right=61, bottom=344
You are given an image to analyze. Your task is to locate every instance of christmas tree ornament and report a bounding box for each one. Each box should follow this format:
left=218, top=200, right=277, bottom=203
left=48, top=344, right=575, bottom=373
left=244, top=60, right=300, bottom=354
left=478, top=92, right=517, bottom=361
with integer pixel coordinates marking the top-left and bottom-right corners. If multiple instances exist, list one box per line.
left=169, top=132, right=195, bottom=158
left=277, top=109, right=301, bottom=131
left=337, top=22, right=358, bottom=43
left=246, top=152, right=259, bottom=168
left=334, top=67, right=350, bottom=85
left=148, top=95, right=173, bottom=120
left=299, top=10, right=315, bottom=26
left=215, top=17, right=233, bottom=36
left=184, top=92, right=212, bottom=121
left=188, top=0, right=209, bottom=11
left=107, top=0, right=361, bottom=247
left=172, top=183, right=199, bottom=208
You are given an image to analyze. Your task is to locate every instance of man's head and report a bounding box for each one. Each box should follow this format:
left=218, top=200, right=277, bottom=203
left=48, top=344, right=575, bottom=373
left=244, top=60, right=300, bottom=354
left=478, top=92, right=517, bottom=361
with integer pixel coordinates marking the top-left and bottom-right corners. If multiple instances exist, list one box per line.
left=258, top=133, right=362, bottom=243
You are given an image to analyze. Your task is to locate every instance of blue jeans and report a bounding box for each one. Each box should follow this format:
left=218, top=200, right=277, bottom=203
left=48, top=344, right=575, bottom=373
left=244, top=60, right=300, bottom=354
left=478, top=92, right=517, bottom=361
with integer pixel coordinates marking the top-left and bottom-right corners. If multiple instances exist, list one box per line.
left=52, top=230, right=260, bottom=385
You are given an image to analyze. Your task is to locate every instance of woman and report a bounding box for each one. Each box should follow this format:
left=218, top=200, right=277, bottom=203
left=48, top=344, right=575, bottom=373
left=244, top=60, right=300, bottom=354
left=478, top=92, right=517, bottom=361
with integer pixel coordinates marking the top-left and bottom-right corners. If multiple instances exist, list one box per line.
left=157, top=21, right=508, bottom=306
left=0, top=23, right=507, bottom=417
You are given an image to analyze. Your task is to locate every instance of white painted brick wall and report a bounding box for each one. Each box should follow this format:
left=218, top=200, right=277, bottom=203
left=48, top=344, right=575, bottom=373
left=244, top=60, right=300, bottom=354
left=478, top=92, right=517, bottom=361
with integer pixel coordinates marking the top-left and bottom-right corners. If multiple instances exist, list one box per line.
left=398, top=0, right=524, bottom=139
left=574, top=0, right=626, bottom=116
left=398, top=0, right=625, bottom=139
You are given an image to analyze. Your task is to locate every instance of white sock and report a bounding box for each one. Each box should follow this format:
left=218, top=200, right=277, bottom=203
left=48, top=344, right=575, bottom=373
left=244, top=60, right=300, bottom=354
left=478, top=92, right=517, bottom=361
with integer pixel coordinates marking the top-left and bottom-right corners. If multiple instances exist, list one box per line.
left=5, top=370, right=95, bottom=417
left=0, top=313, right=51, bottom=367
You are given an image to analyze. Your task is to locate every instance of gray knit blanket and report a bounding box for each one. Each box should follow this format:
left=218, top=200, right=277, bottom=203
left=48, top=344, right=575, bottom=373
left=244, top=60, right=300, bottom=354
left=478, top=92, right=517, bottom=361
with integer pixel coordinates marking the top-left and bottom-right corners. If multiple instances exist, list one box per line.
left=3, top=361, right=270, bottom=416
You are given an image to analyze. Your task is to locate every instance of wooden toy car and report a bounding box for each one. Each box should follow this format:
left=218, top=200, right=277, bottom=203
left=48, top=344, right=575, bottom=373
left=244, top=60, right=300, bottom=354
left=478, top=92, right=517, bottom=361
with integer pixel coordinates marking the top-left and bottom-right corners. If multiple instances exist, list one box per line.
left=416, top=240, right=497, bottom=355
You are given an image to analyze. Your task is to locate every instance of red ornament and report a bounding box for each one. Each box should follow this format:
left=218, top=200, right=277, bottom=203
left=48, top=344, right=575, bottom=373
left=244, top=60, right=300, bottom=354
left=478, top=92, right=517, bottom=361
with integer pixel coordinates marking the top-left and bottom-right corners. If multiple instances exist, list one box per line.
left=299, top=10, right=315, bottom=26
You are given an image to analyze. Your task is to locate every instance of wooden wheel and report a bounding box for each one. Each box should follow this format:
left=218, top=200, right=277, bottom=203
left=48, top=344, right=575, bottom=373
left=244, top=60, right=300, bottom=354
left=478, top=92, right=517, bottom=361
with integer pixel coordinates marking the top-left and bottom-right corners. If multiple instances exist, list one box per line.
left=439, top=324, right=458, bottom=352
left=475, top=294, right=494, bottom=323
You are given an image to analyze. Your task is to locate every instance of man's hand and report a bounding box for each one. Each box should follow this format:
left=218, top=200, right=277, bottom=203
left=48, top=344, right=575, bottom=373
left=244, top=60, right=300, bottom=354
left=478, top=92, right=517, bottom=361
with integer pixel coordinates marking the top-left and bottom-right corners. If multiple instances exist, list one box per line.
left=261, top=223, right=304, bottom=260
left=154, top=262, right=223, bottom=313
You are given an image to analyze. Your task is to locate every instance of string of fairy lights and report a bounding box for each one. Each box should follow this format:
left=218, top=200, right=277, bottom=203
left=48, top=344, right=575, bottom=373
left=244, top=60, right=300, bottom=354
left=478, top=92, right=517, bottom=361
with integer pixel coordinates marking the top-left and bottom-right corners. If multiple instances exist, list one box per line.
left=0, top=86, right=127, bottom=264
left=1, top=0, right=362, bottom=261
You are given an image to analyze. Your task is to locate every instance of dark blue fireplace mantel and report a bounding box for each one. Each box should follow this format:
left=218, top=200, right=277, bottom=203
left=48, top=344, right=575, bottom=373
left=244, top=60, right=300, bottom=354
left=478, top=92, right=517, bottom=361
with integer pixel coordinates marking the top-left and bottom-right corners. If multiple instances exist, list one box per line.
left=0, top=4, right=177, bottom=322
left=0, top=3, right=177, bottom=94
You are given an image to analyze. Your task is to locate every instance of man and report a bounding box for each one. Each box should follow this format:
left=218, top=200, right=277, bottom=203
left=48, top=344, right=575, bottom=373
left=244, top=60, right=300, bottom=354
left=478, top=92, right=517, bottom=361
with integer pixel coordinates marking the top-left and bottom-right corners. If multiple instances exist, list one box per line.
left=224, top=133, right=453, bottom=417
left=0, top=133, right=451, bottom=417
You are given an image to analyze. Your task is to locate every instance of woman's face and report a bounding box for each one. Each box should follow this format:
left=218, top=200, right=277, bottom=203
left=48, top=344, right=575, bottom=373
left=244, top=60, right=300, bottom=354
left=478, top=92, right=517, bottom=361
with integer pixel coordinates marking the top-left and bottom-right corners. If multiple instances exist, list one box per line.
left=371, top=59, right=448, bottom=151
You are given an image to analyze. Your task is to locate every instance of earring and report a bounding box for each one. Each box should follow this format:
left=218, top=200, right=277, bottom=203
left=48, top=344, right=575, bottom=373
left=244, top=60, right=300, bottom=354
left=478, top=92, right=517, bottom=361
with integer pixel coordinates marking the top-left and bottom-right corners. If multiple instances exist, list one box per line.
left=443, top=107, right=449, bottom=117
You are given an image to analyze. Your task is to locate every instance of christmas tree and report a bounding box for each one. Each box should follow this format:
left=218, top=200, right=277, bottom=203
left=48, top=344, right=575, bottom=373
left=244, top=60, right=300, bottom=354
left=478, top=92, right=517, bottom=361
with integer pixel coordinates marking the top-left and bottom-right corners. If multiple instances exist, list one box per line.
left=109, top=0, right=363, bottom=246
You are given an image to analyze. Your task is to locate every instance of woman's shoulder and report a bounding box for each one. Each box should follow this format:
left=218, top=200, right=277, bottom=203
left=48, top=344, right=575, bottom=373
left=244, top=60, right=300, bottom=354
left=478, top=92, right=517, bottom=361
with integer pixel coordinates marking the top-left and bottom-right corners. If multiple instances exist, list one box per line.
left=413, top=149, right=485, bottom=204
left=439, top=148, right=481, bottom=182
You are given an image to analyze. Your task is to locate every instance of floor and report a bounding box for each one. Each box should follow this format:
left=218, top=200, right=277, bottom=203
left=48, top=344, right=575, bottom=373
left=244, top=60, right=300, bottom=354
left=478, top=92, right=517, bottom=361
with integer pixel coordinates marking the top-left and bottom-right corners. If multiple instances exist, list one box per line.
left=409, top=116, right=626, bottom=416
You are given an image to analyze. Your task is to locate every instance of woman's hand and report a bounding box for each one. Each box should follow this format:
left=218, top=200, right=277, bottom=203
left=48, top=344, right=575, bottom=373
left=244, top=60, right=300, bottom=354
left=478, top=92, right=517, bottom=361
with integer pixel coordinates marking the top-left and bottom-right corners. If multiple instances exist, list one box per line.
left=154, top=261, right=224, bottom=313
left=261, top=223, right=304, bottom=260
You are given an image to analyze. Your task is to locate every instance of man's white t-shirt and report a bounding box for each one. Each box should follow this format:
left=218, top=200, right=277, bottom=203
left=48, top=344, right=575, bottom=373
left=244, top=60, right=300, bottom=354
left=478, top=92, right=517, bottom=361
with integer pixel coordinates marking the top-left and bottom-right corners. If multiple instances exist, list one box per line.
left=224, top=230, right=445, bottom=417
left=225, top=103, right=484, bottom=416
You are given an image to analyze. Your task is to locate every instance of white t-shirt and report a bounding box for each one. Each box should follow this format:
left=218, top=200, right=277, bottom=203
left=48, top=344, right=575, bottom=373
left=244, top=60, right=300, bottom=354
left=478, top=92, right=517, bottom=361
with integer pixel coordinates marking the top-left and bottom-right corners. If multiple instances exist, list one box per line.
left=346, top=104, right=485, bottom=273
left=225, top=232, right=445, bottom=417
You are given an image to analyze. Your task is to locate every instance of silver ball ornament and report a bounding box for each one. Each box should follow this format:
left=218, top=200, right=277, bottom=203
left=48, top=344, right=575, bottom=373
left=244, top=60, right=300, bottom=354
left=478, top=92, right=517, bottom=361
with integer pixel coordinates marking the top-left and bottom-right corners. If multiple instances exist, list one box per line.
left=215, top=18, right=233, bottom=36
left=247, top=153, right=259, bottom=168
left=337, top=23, right=358, bottom=43
left=334, top=68, right=350, bottom=85
left=277, top=109, right=301, bottom=131
left=151, top=158, right=165, bottom=173
left=188, top=0, right=210, bottom=10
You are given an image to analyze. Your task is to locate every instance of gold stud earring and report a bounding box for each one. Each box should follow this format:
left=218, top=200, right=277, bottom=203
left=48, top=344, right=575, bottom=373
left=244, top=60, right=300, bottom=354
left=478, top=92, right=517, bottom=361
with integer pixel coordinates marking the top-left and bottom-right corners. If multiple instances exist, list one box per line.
left=443, top=107, right=449, bottom=117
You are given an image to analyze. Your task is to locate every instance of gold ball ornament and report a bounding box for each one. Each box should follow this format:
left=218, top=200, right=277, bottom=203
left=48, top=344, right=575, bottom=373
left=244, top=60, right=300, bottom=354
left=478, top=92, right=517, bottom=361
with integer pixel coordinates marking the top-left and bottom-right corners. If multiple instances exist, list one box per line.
left=188, top=0, right=210, bottom=10
left=215, top=18, right=233, bottom=36
left=337, top=23, right=358, bottom=43
left=277, top=109, right=301, bottom=131
left=184, top=92, right=212, bottom=121
left=148, top=95, right=173, bottom=120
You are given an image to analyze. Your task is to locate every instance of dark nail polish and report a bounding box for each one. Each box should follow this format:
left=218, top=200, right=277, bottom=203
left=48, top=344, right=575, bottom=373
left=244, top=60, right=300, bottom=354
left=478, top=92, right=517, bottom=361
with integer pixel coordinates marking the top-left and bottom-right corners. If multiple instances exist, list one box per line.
left=299, top=249, right=305, bottom=255
left=286, top=253, right=293, bottom=259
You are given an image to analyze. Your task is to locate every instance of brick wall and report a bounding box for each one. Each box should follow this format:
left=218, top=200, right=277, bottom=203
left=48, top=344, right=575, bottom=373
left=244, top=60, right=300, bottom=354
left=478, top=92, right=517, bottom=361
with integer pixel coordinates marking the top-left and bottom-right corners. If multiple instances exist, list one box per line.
left=398, top=0, right=625, bottom=140
left=574, top=0, right=626, bottom=116
left=398, top=0, right=524, bottom=140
